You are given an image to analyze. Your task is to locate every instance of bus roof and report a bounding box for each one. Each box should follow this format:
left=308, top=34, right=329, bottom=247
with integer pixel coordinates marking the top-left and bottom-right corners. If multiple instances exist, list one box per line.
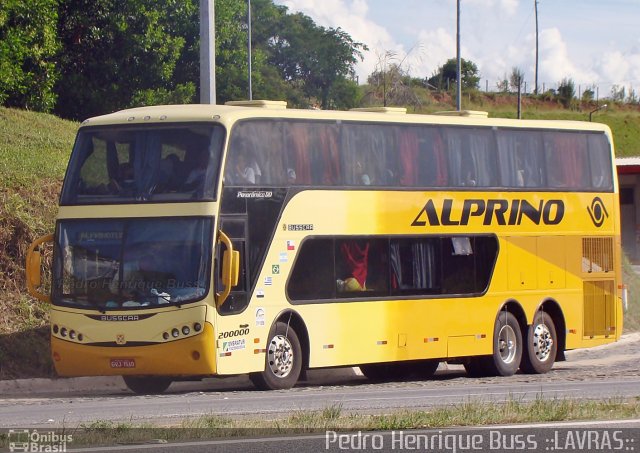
left=80, top=102, right=613, bottom=135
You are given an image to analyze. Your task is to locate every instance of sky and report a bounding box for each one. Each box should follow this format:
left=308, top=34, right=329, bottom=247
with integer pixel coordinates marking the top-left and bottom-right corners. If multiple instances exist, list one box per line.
left=273, top=0, right=640, bottom=98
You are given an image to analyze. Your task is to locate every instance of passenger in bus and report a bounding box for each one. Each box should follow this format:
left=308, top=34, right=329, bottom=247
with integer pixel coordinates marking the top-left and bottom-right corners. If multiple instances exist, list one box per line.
left=355, top=161, right=371, bottom=185
left=104, top=162, right=134, bottom=194
left=336, top=240, right=369, bottom=292
left=157, top=154, right=181, bottom=191
left=287, top=168, right=297, bottom=184
left=233, top=151, right=257, bottom=184
left=183, top=149, right=209, bottom=191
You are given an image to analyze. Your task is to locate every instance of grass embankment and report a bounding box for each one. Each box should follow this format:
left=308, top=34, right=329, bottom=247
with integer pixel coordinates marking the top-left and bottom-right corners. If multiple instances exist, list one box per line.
left=0, top=107, right=77, bottom=378
left=0, top=103, right=639, bottom=379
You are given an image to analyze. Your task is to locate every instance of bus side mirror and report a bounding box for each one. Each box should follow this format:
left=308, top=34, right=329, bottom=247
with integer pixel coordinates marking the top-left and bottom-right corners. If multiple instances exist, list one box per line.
left=222, top=249, right=240, bottom=287
left=26, top=234, right=54, bottom=303
left=216, top=230, right=240, bottom=308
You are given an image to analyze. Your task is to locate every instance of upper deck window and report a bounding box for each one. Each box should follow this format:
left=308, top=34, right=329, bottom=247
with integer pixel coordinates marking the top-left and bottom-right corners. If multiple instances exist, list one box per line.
left=225, top=119, right=613, bottom=192
left=60, top=124, right=224, bottom=205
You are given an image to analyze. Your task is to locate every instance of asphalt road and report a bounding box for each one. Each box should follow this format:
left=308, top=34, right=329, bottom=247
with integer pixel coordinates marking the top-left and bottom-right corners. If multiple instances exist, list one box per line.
left=0, top=333, right=638, bottom=430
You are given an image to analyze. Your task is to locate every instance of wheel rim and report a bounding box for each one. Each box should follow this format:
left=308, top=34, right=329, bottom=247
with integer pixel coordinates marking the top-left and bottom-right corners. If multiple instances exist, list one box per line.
left=498, top=324, right=517, bottom=364
left=267, top=334, right=294, bottom=378
left=532, top=323, right=554, bottom=362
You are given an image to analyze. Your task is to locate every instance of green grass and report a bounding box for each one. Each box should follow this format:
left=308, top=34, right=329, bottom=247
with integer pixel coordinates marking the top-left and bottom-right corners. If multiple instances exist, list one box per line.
left=0, top=107, right=77, bottom=378
left=0, top=397, right=637, bottom=447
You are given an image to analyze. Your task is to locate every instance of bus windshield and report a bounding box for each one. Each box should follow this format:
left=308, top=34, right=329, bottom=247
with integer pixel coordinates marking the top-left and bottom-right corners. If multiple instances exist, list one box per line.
left=60, top=124, right=224, bottom=204
left=53, top=217, right=213, bottom=310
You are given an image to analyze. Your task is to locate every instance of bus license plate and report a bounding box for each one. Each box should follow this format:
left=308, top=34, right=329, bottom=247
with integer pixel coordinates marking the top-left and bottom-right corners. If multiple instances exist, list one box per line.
left=110, top=358, right=136, bottom=369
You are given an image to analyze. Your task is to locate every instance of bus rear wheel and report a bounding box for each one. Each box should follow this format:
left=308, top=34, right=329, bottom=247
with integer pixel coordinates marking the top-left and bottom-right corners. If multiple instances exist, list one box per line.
left=520, top=311, right=557, bottom=374
left=484, top=311, right=523, bottom=377
left=123, top=376, right=172, bottom=394
left=250, top=322, right=302, bottom=390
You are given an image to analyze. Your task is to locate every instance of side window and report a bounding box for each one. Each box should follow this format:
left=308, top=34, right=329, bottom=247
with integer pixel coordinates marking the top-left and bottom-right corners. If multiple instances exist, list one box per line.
left=444, top=127, right=498, bottom=188
left=335, top=238, right=389, bottom=296
left=287, top=238, right=335, bottom=300
left=390, top=238, right=441, bottom=293
left=441, top=236, right=497, bottom=294
left=227, top=121, right=286, bottom=186
left=588, top=134, right=613, bottom=191
left=544, top=132, right=590, bottom=189
left=496, top=129, right=544, bottom=188
left=415, top=126, right=448, bottom=187
left=287, top=235, right=497, bottom=302
left=285, top=121, right=341, bottom=186
left=341, top=124, right=373, bottom=186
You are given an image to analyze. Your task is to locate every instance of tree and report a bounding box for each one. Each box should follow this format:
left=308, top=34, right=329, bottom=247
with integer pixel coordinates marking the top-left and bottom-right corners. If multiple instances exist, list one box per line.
left=365, top=51, right=419, bottom=107
left=427, top=58, right=480, bottom=91
left=0, top=0, right=59, bottom=111
left=258, top=9, right=366, bottom=109
left=581, top=88, right=594, bottom=103
left=556, top=77, right=575, bottom=108
left=55, top=0, right=193, bottom=120
left=509, top=67, right=525, bottom=93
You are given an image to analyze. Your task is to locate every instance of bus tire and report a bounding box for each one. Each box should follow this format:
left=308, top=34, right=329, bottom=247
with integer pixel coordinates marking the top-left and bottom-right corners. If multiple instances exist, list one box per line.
left=360, top=363, right=412, bottom=382
left=520, top=311, right=557, bottom=374
left=410, top=360, right=440, bottom=378
left=464, top=358, right=491, bottom=377
left=485, top=311, right=522, bottom=376
left=250, top=322, right=302, bottom=390
left=123, top=376, right=172, bottom=394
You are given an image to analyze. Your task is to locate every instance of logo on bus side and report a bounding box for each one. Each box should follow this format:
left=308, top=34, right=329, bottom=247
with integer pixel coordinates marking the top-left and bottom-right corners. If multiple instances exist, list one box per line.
left=587, top=197, right=609, bottom=227
left=411, top=198, right=565, bottom=227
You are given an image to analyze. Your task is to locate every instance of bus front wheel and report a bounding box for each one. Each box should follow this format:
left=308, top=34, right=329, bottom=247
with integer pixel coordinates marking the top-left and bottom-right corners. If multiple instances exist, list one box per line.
left=250, top=322, right=302, bottom=390
left=123, top=376, right=172, bottom=394
left=520, top=311, right=557, bottom=374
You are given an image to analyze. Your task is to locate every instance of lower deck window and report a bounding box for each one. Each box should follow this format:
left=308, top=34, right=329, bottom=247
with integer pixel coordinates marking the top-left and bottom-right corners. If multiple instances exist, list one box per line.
left=287, top=235, right=498, bottom=302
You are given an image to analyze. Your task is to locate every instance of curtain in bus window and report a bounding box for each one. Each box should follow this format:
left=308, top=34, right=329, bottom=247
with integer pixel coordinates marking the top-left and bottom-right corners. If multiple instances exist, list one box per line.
left=468, top=129, right=497, bottom=187
left=587, top=134, right=613, bottom=190
left=286, top=122, right=312, bottom=185
left=444, top=128, right=464, bottom=186
left=390, top=239, right=437, bottom=291
left=445, top=128, right=498, bottom=187
left=544, top=132, right=589, bottom=188
left=398, top=128, right=419, bottom=186
left=416, top=127, right=448, bottom=187
left=496, top=129, right=544, bottom=188
left=316, top=123, right=341, bottom=185
left=255, top=121, right=285, bottom=185
left=341, top=124, right=367, bottom=185
left=412, top=241, right=437, bottom=288
left=369, top=125, right=396, bottom=185
left=133, top=133, right=161, bottom=197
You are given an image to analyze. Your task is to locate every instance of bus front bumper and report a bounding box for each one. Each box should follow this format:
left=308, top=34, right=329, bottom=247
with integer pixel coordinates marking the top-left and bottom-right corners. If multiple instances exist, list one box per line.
left=51, top=322, right=217, bottom=377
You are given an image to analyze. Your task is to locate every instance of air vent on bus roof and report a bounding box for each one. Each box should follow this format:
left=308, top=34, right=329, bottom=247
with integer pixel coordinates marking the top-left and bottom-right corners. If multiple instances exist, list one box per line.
left=225, top=100, right=287, bottom=109
left=349, top=107, right=407, bottom=114
left=434, top=110, right=489, bottom=118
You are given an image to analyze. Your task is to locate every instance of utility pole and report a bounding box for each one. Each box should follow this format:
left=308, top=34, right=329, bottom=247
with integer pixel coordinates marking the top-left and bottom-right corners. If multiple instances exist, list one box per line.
left=534, top=0, right=539, bottom=95
left=247, top=0, right=253, bottom=100
left=456, top=0, right=461, bottom=111
left=199, top=0, right=216, bottom=104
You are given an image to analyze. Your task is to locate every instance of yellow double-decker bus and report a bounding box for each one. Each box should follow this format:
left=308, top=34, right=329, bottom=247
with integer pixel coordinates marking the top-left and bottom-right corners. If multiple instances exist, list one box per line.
left=27, top=101, right=624, bottom=394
